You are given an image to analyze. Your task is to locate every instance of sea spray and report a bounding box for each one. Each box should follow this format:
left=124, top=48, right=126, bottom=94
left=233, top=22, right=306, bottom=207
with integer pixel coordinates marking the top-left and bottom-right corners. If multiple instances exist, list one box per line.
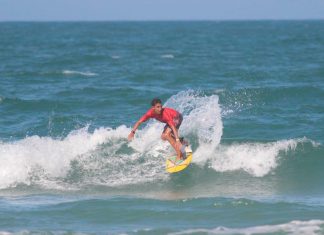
left=165, top=90, right=223, bottom=162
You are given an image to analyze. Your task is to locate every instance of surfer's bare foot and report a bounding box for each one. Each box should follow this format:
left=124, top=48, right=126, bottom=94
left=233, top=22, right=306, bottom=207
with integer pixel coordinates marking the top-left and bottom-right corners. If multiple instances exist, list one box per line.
left=176, top=151, right=186, bottom=161
left=175, top=150, right=183, bottom=161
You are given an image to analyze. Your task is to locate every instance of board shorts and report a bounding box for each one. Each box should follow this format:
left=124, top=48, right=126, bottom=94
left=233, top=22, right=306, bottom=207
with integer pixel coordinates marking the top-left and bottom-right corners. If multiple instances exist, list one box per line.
left=163, top=114, right=183, bottom=135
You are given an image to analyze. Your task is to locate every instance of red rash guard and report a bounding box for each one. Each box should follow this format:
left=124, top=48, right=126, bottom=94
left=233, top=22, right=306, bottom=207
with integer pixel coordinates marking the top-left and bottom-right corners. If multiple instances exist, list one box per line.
left=139, top=107, right=180, bottom=127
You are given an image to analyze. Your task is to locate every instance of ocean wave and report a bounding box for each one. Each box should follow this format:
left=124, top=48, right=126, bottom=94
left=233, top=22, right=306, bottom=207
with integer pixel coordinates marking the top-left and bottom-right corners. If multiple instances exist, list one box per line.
left=0, top=126, right=122, bottom=189
left=207, top=138, right=319, bottom=177
left=169, top=220, right=324, bottom=235
left=0, top=123, right=167, bottom=190
left=62, top=70, right=98, bottom=77
left=0, top=90, right=221, bottom=190
left=0, top=90, right=322, bottom=194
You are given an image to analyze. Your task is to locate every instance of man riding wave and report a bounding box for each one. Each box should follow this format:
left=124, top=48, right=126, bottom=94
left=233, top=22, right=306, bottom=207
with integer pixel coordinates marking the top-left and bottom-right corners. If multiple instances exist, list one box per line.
left=128, top=98, right=185, bottom=160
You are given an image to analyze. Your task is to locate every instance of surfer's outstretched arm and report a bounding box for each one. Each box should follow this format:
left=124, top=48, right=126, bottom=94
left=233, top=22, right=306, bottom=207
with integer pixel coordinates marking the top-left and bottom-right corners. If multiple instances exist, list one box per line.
left=128, top=120, right=142, bottom=141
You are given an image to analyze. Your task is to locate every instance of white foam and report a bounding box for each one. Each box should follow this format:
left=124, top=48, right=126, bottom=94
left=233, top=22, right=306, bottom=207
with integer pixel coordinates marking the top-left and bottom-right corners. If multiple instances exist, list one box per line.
left=0, top=126, right=129, bottom=189
left=62, top=70, right=98, bottom=76
left=169, top=220, right=324, bottom=235
left=209, top=137, right=316, bottom=177
left=74, top=123, right=169, bottom=187
left=0, top=123, right=173, bottom=189
left=161, top=54, right=174, bottom=59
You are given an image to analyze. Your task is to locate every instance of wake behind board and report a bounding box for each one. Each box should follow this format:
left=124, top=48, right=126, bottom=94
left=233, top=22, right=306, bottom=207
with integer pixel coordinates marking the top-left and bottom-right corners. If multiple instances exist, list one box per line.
left=166, top=145, right=193, bottom=173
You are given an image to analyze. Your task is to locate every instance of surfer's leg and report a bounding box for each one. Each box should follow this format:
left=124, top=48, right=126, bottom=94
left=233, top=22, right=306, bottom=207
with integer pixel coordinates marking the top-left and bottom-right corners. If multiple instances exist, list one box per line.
left=161, top=127, right=182, bottom=160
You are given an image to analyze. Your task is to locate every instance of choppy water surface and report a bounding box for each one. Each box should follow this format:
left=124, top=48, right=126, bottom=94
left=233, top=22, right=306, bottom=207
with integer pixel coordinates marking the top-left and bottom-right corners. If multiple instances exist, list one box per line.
left=0, top=21, right=324, bottom=234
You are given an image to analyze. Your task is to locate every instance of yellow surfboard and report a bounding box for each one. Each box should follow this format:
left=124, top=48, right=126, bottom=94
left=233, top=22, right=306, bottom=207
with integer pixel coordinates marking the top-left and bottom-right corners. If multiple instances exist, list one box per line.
left=166, top=152, right=193, bottom=173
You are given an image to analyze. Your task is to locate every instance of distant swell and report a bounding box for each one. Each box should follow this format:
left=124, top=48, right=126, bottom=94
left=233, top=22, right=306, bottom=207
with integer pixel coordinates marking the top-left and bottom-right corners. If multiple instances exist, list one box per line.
left=161, top=54, right=174, bottom=59
left=62, top=70, right=98, bottom=76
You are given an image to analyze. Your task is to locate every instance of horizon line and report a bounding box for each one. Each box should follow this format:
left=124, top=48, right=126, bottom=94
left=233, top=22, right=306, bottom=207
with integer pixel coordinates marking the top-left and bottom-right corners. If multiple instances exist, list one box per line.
left=1, top=18, right=324, bottom=23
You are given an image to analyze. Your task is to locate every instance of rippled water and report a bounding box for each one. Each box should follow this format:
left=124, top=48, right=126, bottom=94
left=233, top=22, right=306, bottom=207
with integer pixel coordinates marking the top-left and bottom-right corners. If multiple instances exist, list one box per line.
left=0, top=21, right=324, bottom=234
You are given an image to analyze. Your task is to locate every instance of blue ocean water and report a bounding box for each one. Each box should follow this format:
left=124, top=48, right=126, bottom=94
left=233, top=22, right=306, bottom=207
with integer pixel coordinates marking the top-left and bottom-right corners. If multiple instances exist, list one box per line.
left=0, top=21, right=324, bottom=234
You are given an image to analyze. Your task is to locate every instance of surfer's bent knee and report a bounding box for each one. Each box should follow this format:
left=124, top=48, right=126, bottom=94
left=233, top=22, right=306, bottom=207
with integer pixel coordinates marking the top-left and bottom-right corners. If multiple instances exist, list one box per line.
left=161, top=133, right=167, bottom=140
left=161, top=132, right=171, bottom=141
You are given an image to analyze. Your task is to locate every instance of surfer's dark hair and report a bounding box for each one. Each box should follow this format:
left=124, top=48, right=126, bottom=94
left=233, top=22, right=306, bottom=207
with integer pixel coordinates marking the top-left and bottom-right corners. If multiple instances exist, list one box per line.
left=151, top=98, right=162, bottom=106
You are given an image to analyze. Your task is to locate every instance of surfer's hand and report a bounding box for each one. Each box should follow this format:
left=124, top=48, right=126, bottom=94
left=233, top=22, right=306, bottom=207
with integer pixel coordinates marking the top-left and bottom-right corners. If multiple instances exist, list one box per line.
left=128, top=132, right=134, bottom=141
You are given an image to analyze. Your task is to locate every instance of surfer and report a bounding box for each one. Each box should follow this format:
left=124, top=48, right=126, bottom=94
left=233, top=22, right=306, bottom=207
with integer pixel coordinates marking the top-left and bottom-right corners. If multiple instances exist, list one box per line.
left=128, top=98, right=185, bottom=160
